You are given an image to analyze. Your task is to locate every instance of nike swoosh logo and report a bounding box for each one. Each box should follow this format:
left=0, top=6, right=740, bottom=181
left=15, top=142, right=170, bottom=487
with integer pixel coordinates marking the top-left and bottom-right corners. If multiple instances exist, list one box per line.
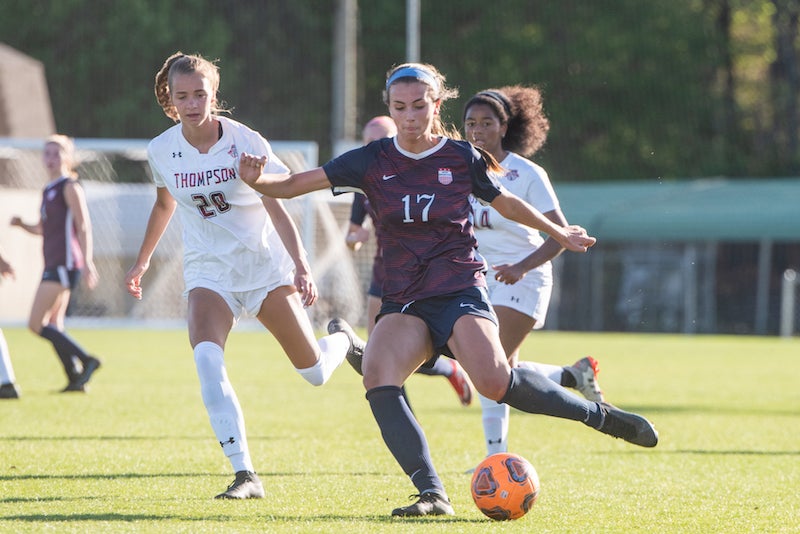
left=460, top=302, right=475, bottom=308
left=382, top=174, right=397, bottom=181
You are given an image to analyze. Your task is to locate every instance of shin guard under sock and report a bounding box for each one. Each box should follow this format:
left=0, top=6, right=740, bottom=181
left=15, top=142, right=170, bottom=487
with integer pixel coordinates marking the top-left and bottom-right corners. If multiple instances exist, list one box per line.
left=366, top=385, right=444, bottom=496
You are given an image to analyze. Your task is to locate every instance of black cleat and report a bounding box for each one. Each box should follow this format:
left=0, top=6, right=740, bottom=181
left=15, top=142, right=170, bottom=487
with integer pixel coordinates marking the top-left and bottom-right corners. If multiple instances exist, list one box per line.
left=0, top=382, right=20, bottom=399
left=327, top=318, right=365, bottom=376
left=597, top=402, right=658, bottom=447
left=73, top=356, right=101, bottom=388
left=215, top=470, right=265, bottom=499
left=391, top=492, right=455, bottom=517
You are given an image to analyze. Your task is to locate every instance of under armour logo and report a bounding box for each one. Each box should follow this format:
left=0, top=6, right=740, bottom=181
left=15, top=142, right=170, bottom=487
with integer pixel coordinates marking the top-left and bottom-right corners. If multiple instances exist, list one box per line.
left=219, top=437, right=236, bottom=447
left=488, top=438, right=504, bottom=445
left=510, top=296, right=520, bottom=303
left=173, top=152, right=182, bottom=158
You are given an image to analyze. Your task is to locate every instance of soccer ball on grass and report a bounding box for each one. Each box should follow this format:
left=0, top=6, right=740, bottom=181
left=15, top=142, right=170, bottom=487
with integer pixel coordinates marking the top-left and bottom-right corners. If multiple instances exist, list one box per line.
left=470, top=452, right=540, bottom=520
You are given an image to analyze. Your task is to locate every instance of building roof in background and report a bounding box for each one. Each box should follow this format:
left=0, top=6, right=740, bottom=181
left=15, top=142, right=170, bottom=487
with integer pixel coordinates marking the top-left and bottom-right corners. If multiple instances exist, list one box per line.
left=555, top=177, right=800, bottom=242
left=0, top=43, right=55, bottom=137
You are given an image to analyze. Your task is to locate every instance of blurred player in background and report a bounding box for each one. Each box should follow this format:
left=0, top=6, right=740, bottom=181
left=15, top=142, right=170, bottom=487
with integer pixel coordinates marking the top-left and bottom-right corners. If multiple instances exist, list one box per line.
left=125, top=52, right=356, bottom=500
left=0, top=250, right=20, bottom=399
left=10, top=134, right=101, bottom=393
left=237, top=62, right=657, bottom=517
left=464, top=85, right=605, bottom=463
left=343, top=115, right=473, bottom=407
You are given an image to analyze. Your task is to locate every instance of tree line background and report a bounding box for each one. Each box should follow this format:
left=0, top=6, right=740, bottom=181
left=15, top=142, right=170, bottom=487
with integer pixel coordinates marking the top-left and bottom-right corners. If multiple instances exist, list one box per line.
left=2, top=0, right=799, bottom=183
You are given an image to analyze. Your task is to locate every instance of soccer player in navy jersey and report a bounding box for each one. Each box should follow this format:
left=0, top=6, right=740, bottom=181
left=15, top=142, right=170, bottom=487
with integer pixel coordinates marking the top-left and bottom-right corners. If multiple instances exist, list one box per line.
left=11, top=135, right=101, bottom=393
left=238, top=62, right=659, bottom=517
left=344, top=115, right=474, bottom=407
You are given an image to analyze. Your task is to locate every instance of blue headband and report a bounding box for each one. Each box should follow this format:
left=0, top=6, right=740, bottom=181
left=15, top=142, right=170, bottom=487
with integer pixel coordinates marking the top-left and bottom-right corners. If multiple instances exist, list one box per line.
left=385, top=66, right=439, bottom=92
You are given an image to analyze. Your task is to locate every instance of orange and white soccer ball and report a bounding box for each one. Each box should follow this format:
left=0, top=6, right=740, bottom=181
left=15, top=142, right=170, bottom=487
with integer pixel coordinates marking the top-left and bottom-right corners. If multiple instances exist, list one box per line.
left=470, top=452, right=540, bottom=520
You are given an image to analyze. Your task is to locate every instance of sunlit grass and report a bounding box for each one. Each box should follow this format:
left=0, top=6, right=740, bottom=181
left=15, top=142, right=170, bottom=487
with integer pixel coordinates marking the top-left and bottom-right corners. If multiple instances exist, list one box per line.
left=1, top=327, right=798, bottom=533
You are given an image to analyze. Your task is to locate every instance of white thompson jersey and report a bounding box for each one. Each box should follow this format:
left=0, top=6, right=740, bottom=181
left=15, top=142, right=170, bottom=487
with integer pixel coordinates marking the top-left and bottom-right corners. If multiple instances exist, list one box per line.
left=470, top=152, right=559, bottom=282
left=147, top=116, right=294, bottom=291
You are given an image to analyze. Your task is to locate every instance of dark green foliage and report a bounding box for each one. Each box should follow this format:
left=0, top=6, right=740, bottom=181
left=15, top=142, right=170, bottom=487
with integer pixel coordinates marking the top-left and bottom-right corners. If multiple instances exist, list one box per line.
left=0, top=0, right=794, bottom=180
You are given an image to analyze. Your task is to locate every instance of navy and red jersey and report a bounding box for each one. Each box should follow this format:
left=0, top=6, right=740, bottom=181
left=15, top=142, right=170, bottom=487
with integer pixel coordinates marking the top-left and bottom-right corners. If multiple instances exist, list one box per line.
left=324, top=136, right=502, bottom=304
left=40, top=176, right=85, bottom=271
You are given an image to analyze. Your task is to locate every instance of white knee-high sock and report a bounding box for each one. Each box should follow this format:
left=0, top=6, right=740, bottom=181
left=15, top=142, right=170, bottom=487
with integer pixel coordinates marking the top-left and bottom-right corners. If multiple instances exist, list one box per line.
left=479, top=393, right=510, bottom=456
left=294, top=333, right=348, bottom=386
left=0, top=330, right=15, bottom=384
left=194, top=341, right=252, bottom=473
left=518, top=360, right=564, bottom=384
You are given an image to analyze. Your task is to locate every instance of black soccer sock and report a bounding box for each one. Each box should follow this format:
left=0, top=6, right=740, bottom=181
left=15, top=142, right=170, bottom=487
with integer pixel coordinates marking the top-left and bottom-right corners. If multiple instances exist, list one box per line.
left=39, top=325, right=86, bottom=378
left=366, top=385, right=445, bottom=496
left=499, top=367, right=603, bottom=428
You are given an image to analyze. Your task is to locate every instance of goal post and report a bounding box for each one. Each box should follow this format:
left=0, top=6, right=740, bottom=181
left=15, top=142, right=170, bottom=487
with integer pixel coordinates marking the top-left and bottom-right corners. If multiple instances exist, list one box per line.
left=780, top=269, right=797, bottom=338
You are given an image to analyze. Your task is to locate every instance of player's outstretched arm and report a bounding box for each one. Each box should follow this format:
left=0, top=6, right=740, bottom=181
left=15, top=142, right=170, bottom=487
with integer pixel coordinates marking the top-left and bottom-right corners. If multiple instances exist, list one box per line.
left=490, top=191, right=596, bottom=252
left=493, top=209, right=568, bottom=285
left=10, top=216, right=43, bottom=236
left=238, top=153, right=331, bottom=199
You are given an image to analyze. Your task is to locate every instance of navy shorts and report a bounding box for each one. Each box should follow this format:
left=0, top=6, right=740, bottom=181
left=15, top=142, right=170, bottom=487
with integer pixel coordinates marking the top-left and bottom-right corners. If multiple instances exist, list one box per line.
left=42, top=267, right=81, bottom=290
left=378, top=286, right=497, bottom=364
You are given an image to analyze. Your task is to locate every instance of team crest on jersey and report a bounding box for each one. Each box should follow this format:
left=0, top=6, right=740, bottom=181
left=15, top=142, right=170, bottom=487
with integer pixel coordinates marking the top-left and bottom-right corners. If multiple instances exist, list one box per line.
left=438, top=168, right=453, bottom=185
left=505, top=169, right=519, bottom=181
left=228, top=144, right=239, bottom=159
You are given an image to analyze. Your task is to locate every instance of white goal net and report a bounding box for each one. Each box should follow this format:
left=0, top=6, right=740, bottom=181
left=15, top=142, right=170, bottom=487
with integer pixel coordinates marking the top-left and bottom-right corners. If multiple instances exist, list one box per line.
left=0, top=137, right=374, bottom=329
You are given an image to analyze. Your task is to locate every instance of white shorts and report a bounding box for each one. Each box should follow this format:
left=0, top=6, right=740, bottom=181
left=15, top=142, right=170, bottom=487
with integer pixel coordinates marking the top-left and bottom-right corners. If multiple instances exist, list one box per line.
left=183, top=241, right=296, bottom=320
left=486, top=273, right=552, bottom=330
left=188, top=272, right=295, bottom=320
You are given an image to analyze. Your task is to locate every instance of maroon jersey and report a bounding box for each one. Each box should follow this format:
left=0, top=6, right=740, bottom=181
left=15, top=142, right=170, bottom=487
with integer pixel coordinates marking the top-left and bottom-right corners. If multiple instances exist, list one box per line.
left=324, top=137, right=501, bottom=303
left=40, top=177, right=84, bottom=270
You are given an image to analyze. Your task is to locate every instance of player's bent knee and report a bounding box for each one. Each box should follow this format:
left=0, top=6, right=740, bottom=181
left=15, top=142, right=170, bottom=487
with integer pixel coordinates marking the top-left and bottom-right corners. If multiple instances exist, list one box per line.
left=472, top=376, right=510, bottom=402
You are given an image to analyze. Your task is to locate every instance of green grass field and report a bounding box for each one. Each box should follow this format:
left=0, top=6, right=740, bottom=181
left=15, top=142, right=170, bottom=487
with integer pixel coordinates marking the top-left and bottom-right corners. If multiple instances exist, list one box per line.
left=1, top=326, right=798, bottom=533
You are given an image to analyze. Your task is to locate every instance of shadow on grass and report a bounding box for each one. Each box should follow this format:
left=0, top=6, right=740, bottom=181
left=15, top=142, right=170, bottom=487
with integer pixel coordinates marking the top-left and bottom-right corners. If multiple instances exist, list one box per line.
left=585, top=448, right=800, bottom=456
left=614, top=404, right=799, bottom=417
left=0, top=470, right=405, bottom=483
left=672, top=449, right=800, bottom=456
left=0, top=435, right=208, bottom=442
left=2, top=513, right=183, bottom=522
left=2, top=511, right=485, bottom=525
left=0, top=433, right=342, bottom=443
